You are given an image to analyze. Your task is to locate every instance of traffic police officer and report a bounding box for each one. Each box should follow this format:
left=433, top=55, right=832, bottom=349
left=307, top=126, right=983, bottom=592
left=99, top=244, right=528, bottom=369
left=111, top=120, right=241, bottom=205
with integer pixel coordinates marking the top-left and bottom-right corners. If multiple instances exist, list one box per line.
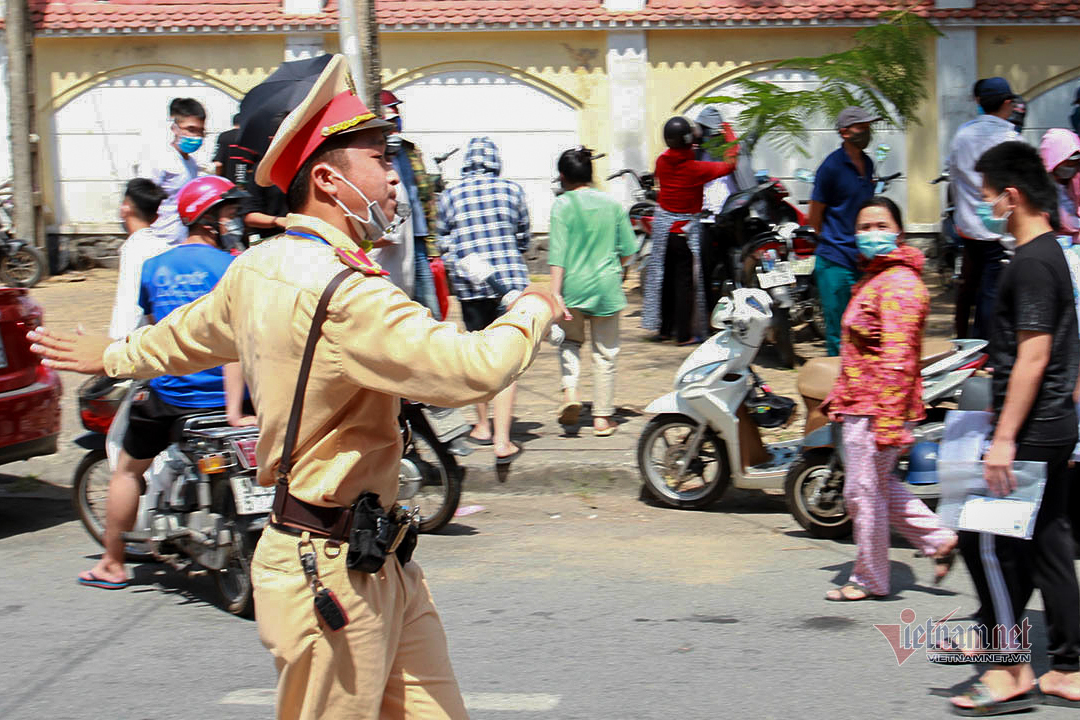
left=27, top=54, right=558, bottom=720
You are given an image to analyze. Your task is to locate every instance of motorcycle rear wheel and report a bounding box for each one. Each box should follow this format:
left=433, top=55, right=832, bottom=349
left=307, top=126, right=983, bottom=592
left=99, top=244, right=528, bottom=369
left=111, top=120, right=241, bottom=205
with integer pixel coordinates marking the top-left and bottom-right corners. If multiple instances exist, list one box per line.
left=398, top=423, right=462, bottom=533
left=0, top=245, right=45, bottom=288
left=637, top=414, right=729, bottom=509
left=212, top=483, right=256, bottom=618
left=784, top=450, right=852, bottom=539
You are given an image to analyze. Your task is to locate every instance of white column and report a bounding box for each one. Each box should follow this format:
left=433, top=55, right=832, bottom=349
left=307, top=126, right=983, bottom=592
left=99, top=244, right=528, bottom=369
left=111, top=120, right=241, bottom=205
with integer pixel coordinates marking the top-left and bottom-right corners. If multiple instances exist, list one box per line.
left=936, top=27, right=977, bottom=171
left=284, top=34, right=325, bottom=62
left=606, top=30, right=648, bottom=205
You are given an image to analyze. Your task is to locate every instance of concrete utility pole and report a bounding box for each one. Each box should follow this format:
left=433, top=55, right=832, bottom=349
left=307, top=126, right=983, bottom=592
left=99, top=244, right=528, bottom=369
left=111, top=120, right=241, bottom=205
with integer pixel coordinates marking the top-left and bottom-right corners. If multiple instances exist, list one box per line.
left=5, top=0, right=38, bottom=249
left=338, top=0, right=381, bottom=114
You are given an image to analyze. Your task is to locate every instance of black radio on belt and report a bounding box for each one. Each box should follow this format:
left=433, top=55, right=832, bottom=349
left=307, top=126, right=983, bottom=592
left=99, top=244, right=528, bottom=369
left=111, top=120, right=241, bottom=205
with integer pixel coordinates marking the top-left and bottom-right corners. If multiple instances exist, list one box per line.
left=346, top=492, right=418, bottom=573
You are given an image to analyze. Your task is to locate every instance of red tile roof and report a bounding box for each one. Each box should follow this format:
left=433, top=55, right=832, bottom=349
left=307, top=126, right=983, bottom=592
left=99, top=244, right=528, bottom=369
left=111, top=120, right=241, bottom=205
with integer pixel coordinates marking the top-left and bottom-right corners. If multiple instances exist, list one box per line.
left=26, top=0, right=1080, bottom=34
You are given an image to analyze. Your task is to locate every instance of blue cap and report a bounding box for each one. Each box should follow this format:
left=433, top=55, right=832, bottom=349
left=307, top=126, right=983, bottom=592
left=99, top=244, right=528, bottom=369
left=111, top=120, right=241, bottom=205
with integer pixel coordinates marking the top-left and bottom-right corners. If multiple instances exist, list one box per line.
left=976, top=76, right=1016, bottom=100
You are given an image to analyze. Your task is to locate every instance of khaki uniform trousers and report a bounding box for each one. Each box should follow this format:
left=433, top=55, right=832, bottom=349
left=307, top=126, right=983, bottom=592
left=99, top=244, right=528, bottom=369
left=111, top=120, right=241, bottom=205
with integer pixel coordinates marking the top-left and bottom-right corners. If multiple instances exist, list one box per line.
left=557, top=309, right=621, bottom=417
left=252, top=525, right=469, bottom=720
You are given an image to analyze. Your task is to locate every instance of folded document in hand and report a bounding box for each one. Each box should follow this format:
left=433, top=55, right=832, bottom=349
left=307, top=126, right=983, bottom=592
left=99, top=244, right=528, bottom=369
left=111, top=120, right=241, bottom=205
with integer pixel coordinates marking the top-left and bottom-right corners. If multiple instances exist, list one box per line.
left=936, top=410, right=1047, bottom=540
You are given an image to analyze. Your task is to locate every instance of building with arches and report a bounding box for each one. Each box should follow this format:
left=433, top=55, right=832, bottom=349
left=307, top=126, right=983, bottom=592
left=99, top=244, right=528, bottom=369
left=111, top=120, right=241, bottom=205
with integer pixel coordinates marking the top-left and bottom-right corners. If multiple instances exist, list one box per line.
left=10, top=0, right=1080, bottom=239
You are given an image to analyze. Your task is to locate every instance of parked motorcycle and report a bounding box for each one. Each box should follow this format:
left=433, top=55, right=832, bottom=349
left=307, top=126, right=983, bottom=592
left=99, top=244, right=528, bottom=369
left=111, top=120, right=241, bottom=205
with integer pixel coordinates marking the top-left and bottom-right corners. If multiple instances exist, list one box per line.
left=73, top=376, right=266, bottom=616
left=784, top=338, right=987, bottom=539
left=0, top=181, right=45, bottom=287
left=606, top=168, right=658, bottom=289
left=636, top=288, right=987, bottom=513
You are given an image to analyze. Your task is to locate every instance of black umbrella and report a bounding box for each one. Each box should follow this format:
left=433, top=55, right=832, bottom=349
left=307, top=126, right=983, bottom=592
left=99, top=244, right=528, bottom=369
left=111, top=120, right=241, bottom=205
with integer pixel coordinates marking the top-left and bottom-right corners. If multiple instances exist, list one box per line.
left=227, top=54, right=335, bottom=183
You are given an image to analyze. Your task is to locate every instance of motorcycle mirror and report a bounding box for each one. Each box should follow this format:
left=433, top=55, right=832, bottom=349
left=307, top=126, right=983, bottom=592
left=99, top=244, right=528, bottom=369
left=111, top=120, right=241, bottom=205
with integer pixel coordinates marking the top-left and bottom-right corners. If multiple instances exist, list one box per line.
left=793, top=168, right=815, bottom=184
left=874, top=143, right=891, bottom=164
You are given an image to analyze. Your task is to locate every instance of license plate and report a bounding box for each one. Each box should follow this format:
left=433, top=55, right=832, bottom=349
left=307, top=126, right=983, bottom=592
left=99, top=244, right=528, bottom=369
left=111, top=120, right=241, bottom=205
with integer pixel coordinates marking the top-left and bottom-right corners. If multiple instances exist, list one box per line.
left=757, top=261, right=796, bottom=289
left=790, top=256, right=816, bottom=276
left=231, top=475, right=274, bottom=515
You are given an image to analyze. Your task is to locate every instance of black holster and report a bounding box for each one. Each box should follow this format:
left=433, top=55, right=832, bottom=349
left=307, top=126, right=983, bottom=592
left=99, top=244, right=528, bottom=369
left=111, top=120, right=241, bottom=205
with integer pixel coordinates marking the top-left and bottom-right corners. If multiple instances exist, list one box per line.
left=345, top=492, right=418, bottom=573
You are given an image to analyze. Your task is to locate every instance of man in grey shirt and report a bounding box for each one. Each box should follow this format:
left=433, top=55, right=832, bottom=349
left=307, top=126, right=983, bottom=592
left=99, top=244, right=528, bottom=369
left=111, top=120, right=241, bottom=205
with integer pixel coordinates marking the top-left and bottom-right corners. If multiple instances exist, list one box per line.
left=947, top=77, right=1021, bottom=339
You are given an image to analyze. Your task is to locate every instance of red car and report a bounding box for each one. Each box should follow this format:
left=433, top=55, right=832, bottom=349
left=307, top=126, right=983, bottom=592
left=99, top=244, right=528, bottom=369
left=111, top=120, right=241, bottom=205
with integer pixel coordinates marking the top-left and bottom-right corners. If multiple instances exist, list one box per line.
left=0, top=288, right=61, bottom=463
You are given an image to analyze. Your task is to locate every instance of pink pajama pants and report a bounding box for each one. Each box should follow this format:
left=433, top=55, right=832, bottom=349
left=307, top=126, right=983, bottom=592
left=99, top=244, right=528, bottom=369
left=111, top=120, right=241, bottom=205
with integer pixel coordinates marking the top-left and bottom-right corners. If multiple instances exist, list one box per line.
left=841, top=415, right=957, bottom=596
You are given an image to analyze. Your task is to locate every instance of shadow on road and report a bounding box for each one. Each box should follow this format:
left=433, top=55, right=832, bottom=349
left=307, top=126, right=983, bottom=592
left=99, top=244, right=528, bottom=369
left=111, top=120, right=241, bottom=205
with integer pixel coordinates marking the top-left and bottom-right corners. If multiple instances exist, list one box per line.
left=126, top=561, right=256, bottom=621
left=0, top=491, right=76, bottom=540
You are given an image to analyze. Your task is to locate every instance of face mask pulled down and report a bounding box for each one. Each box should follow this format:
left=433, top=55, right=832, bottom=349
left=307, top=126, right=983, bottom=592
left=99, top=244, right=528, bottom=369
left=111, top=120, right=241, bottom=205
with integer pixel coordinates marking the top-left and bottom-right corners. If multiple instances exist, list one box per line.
left=855, top=230, right=898, bottom=259
left=329, top=172, right=400, bottom=249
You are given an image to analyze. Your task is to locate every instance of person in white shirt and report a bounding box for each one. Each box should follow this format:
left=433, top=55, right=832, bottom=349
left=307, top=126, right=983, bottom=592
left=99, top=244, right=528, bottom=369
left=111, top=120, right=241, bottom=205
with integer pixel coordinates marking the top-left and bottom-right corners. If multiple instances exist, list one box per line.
left=136, top=98, right=206, bottom=245
left=108, top=179, right=170, bottom=339
left=370, top=160, right=415, bottom=296
left=947, top=77, right=1022, bottom=340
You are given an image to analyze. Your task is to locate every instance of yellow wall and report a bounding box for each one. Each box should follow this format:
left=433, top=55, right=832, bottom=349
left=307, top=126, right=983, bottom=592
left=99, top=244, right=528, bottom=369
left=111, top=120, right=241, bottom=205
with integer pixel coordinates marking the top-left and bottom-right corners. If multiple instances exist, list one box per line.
left=978, top=27, right=1080, bottom=99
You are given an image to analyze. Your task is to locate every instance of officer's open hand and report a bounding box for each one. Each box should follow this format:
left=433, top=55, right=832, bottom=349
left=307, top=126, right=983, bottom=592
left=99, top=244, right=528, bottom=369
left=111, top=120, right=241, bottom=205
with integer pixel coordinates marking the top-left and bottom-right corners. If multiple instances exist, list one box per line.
left=27, top=326, right=109, bottom=375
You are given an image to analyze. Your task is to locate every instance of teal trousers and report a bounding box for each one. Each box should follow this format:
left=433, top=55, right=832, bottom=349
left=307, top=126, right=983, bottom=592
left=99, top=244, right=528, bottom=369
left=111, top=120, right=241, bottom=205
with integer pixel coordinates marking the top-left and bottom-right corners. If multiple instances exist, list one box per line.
left=814, top=256, right=858, bottom=356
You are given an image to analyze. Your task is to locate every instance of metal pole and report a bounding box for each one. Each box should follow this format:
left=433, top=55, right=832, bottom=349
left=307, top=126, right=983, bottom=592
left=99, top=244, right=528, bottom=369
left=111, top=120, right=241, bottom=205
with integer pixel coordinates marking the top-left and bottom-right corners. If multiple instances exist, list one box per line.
left=6, top=0, right=35, bottom=245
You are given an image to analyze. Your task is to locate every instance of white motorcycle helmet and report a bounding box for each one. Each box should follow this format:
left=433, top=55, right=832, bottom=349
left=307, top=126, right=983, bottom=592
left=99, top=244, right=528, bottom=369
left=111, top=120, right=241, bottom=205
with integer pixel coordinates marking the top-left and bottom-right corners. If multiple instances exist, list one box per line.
left=711, top=288, right=772, bottom=349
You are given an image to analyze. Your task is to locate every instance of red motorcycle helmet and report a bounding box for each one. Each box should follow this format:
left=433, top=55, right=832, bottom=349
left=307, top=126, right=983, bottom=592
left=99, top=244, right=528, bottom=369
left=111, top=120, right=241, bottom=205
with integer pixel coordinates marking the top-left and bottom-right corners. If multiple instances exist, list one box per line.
left=177, top=175, right=247, bottom=227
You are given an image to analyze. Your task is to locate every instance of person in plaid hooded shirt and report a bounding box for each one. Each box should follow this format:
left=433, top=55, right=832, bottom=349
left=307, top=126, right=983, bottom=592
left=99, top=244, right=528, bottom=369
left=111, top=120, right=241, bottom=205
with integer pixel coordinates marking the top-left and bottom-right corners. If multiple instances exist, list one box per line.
left=437, top=136, right=531, bottom=464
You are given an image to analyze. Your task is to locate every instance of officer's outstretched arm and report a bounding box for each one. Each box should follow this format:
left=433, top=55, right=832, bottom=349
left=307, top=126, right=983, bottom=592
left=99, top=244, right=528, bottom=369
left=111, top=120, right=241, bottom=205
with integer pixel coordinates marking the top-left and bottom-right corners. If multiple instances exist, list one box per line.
left=104, top=265, right=239, bottom=379
left=328, top=277, right=555, bottom=408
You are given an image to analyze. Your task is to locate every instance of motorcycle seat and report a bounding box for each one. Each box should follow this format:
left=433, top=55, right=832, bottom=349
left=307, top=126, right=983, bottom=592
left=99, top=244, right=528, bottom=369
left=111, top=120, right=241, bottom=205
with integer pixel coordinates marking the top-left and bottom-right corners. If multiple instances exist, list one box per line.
left=798, top=339, right=957, bottom=402
left=919, top=338, right=954, bottom=369
left=170, top=411, right=230, bottom=442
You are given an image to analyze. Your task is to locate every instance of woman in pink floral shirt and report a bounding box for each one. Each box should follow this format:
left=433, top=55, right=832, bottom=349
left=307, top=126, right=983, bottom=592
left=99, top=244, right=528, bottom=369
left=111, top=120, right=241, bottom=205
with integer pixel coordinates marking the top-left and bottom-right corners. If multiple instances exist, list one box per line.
left=822, top=197, right=958, bottom=601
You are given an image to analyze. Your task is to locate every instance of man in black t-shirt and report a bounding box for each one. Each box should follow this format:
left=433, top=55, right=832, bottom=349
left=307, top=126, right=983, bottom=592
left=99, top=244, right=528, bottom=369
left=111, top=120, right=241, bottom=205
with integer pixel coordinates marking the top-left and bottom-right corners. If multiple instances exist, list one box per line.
left=952, top=141, right=1080, bottom=714
left=213, top=113, right=241, bottom=177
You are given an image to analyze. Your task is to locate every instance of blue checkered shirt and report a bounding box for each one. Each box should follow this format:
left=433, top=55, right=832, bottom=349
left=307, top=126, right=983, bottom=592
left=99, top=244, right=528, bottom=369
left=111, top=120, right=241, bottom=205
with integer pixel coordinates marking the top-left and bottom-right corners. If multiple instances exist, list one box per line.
left=436, top=137, right=530, bottom=301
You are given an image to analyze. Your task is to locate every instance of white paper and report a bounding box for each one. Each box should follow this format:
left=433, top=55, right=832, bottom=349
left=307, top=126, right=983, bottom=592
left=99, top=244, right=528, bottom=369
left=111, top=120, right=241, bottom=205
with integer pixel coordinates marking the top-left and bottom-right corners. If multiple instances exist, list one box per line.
left=938, top=410, right=994, bottom=463
left=936, top=460, right=1048, bottom=540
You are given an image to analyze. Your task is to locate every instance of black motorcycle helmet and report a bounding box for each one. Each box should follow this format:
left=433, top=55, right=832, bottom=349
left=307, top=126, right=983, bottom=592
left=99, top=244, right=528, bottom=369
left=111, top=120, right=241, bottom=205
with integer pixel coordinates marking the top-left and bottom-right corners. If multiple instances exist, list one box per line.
left=663, top=116, right=696, bottom=149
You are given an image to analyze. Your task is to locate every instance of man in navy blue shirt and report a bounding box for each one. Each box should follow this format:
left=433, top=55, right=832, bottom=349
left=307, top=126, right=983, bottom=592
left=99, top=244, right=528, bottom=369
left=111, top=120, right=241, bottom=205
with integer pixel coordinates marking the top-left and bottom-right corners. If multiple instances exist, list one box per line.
left=809, top=106, right=879, bottom=355
left=77, top=176, right=254, bottom=591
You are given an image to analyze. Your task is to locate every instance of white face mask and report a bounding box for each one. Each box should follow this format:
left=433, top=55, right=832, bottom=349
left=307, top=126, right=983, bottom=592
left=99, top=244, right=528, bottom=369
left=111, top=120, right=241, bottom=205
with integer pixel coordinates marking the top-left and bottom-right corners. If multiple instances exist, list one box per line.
left=329, top=172, right=394, bottom=246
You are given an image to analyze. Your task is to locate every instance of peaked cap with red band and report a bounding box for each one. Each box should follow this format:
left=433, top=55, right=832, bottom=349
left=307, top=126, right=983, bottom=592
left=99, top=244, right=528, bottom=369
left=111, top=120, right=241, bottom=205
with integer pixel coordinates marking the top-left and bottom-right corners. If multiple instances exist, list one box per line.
left=256, top=54, right=392, bottom=193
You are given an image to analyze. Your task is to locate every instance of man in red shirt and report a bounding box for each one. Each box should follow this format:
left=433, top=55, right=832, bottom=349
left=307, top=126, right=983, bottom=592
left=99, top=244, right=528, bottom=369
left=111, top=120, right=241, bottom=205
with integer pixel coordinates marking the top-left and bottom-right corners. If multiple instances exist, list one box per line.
left=641, top=116, right=737, bottom=343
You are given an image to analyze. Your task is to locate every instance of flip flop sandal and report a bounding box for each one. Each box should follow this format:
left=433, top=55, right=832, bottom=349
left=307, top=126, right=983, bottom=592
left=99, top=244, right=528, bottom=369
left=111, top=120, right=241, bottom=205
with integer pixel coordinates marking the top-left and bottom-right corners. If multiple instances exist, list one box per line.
left=495, top=445, right=524, bottom=466
left=676, top=337, right=703, bottom=347
left=77, top=572, right=129, bottom=590
left=1038, top=688, right=1080, bottom=708
left=557, top=401, right=583, bottom=426
left=951, top=683, right=1037, bottom=716
left=824, top=583, right=884, bottom=602
left=593, top=425, right=617, bottom=437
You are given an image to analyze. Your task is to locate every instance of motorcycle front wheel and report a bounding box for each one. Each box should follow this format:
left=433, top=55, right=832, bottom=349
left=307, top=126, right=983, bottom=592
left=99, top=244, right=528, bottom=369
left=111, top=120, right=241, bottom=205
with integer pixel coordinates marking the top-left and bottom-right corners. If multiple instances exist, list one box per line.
left=212, top=483, right=256, bottom=618
left=0, top=245, right=45, bottom=287
left=784, top=450, right=851, bottom=539
left=398, top=423, right=462, bottom=533
left=636, top=414, right=729, bottom=509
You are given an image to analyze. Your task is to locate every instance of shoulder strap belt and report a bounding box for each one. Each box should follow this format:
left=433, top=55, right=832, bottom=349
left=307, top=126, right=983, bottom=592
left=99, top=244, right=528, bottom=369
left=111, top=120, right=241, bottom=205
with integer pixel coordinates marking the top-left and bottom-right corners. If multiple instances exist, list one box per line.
left=276, top=267, right=355, bottom=485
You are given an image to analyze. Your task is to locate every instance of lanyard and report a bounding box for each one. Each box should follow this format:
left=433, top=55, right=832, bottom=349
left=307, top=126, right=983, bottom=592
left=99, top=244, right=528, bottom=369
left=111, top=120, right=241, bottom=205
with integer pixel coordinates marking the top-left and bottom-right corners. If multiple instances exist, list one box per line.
left=285, top=230, right=330, bottom=246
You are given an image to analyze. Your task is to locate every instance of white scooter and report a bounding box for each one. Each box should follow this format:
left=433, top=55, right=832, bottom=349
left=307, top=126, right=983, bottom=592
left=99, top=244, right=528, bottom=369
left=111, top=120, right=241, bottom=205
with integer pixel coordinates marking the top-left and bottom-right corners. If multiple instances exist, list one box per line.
left=636, top=288, right=986, bottom=510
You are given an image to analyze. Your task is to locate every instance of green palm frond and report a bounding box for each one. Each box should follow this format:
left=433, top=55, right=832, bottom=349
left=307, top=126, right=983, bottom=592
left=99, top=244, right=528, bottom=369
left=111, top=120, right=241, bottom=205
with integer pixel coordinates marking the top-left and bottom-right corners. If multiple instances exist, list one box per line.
left=698, top=4, right=939, bottom=159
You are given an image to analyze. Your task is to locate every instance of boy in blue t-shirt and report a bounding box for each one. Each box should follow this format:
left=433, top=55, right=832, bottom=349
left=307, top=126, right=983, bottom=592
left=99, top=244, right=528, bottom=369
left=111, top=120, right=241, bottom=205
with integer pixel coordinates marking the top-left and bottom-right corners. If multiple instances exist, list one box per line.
left=78, top=176, right=254, bottom=591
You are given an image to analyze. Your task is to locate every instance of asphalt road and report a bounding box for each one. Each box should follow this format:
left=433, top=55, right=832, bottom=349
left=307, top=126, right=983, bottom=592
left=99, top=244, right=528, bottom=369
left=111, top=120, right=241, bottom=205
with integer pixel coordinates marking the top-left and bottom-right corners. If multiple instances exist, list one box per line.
left=3, top=485, right=1079, bottom=720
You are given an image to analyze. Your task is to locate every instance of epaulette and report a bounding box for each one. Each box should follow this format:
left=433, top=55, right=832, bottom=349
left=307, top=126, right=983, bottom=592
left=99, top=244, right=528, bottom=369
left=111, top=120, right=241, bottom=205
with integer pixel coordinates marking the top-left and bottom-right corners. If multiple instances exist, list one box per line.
left=335, top=246, right=389, bottom=276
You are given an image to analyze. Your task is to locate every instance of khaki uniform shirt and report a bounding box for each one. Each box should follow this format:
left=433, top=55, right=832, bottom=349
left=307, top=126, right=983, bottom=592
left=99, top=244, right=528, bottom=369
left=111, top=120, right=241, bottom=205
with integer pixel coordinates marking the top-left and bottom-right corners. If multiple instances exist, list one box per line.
left=104, top=214, right=553, bottom=509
